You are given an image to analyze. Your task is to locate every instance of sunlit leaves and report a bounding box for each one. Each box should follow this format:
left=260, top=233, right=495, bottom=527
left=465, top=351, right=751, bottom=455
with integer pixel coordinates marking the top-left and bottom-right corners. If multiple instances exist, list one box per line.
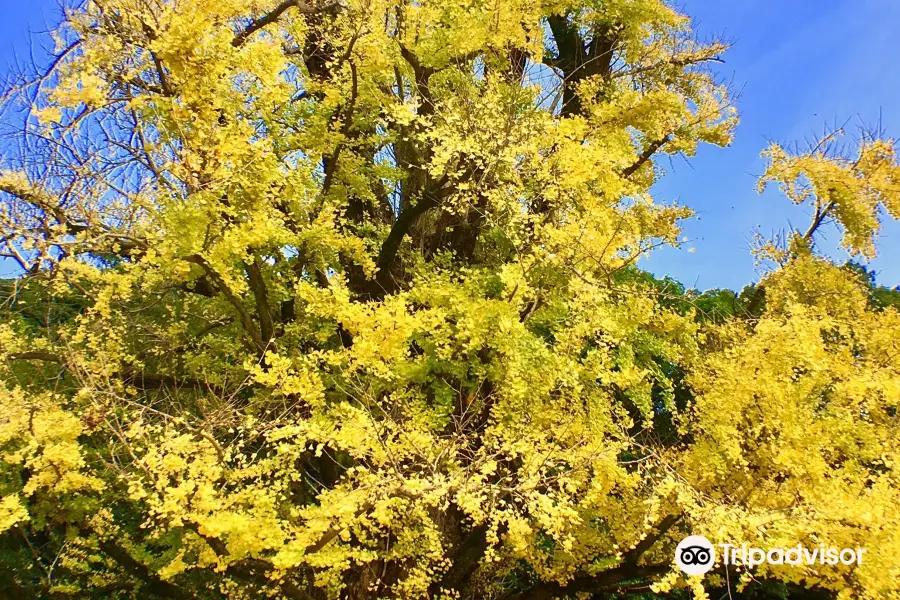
left=0, top=0, right=896, bottom=598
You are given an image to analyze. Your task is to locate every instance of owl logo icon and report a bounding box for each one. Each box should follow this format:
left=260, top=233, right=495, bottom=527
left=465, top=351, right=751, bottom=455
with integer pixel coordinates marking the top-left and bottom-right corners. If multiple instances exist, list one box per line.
left=675, top=535, right=716, bottom=576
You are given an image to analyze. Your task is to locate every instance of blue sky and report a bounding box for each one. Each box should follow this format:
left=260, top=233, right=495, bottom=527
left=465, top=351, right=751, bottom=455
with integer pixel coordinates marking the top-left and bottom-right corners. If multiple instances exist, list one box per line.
left=647, top=0, right=900, bottom=291
left=1, top=0, right=899, bottom=290
left=0, top=1, right=58, bottom=73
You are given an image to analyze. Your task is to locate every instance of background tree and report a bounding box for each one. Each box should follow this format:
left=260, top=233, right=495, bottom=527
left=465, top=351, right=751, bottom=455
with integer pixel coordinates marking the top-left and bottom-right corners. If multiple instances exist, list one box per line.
left=0, top=1, right=898, bottom=599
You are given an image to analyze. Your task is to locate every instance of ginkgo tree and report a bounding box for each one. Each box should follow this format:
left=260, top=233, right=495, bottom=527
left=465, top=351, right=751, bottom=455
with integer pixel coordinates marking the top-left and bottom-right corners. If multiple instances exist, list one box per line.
left=0, top=0, right=899, bottom=599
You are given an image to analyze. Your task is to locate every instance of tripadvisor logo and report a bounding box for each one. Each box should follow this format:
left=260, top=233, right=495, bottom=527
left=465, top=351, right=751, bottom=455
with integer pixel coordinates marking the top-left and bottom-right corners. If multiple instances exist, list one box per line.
left=674, top=536, right=867, bottom=576
left=675, top=535, right=716, bottom=575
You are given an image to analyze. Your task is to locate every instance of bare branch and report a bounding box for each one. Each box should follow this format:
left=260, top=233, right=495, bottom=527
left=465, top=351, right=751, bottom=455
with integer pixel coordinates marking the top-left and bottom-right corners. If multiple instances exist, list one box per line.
left=614, top=54, right=724, bottom=79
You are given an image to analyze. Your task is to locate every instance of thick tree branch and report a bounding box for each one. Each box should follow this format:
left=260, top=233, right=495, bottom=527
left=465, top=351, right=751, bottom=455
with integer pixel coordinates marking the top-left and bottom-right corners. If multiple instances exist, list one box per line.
left=177, top=275, right=218, bottom=298
left=429, top=523, right=489, bottom=596
left=622, top=513, right=681, bottom=565
left=370, top=43, right=488, bottom=298
left=185, top=516, right=358, bottom=600
left=372, top=184, right=448, bottom=298
left=124, top=371, right=225, bottom=396
left=1, top=174, right=149, bottom=265
left=507, top=563, right=669, bottom=600
left=7, top=351, right=63, bottom=363
left=232, top=0, right=342, bottom=48
left=804, top=194, right=839, bottom=241
left=6, top=352, right=226, bottom=395
left=97, top=538, right=198, bottom=600
left=620, top=135, right=672, bottom=179
left=544, top=18, right=617, bottom=116
left=187, top=255, right=266, bottom=354
left=138, top=22, right=175, bottom=96
left=0, top=175, right=90, bottom=235
left=245, top=259, right=276, bottom=346
left=322, top=61, right=359, bottom=196
left=506, top=514, right=680, bottom=600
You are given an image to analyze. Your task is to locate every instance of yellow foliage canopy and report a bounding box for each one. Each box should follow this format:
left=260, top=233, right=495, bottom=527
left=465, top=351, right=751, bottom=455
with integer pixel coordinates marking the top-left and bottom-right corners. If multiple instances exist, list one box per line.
left=0, top=0, right=897, bottom=599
